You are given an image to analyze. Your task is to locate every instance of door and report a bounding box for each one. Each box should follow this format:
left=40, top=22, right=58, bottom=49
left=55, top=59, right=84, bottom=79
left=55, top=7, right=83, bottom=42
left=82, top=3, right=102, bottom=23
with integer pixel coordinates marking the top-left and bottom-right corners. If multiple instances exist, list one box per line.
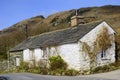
left=16, top=57, right=20, bottom=66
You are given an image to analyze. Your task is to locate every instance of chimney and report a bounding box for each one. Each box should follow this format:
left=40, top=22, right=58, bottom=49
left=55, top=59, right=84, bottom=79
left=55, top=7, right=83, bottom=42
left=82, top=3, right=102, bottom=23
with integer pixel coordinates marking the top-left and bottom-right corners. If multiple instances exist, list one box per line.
left=71, top=9, right=84, bottom=27
left=24, top=24, right=28, bottom=39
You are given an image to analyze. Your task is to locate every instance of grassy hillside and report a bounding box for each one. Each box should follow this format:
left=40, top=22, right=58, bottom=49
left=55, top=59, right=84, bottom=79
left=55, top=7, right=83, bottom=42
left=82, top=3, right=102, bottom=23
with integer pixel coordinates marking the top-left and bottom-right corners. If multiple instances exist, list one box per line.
left=0, top=5, right=120, bottom=60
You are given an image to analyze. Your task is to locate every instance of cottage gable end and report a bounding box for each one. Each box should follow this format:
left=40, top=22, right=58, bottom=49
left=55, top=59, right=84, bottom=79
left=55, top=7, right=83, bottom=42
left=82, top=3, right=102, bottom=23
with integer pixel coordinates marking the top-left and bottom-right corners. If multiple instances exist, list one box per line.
left=79, top=21, right=116, bottom=67
left=79, top=21, right=115, bottom=46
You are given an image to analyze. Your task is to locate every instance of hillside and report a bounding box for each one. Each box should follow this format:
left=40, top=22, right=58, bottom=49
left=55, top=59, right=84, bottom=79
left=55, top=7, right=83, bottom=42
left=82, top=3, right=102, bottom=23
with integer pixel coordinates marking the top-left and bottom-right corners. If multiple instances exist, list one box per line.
left=0, top=5, right=120, bottom=35
left=0, top=5, right=120, bottom=59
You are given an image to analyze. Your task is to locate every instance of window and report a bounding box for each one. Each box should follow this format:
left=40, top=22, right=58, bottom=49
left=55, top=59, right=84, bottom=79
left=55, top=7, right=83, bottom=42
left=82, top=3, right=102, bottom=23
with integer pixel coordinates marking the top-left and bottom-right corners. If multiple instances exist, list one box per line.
left=42, top=48, right=52, bottom=58
left=29, top=49, right=35, bottom=60
left=16, top=57, right=20, bottom=66
left=42, top=49, right=48, bottom=58
left=101, top=50, right=106, bottom=59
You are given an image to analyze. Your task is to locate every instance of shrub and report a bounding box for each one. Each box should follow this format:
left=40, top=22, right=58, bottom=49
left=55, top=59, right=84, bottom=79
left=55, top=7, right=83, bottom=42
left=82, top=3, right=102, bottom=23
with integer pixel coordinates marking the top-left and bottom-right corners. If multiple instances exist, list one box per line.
left=102, top=65, right=111, bottom=72
left=37, top=59, right=48, bottom=68
left=48, top=68, right=65, bottom=76
left=48, top=70, right=56, bottom=75
left=109, top=62, right=120, bottom=69
left=28, top=67, right=41, bottom=74
left=49, top=56, right=67, bottom=70
left=91, top=63, right=119, bottom=74
left=91, top=65, right=112, bottom=74
left=81, top=70, right=90, bottom=75
left=18, top=61, right=29, bottom=72
left=65, top=69, right=79, bottom=76
left=91, top=66, right=103, bottom=73
left=40, top=68, right=48, bottom=75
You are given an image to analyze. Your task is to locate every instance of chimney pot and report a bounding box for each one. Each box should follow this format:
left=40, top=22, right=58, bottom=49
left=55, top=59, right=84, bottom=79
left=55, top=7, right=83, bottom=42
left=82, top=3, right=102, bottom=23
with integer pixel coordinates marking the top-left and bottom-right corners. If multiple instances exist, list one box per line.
left=71, top=10, right=84, bottom=26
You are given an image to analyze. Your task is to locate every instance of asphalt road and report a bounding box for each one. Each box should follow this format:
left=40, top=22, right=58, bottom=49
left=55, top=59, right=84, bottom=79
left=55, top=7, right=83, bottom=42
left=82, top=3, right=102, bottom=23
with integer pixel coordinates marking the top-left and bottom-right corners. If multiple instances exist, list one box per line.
left=0, top=69, right=120, bottom=80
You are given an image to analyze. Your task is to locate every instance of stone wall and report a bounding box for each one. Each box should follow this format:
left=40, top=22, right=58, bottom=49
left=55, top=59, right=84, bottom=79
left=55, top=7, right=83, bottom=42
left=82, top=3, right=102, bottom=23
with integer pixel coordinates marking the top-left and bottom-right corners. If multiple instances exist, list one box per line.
left=80, top=21, right=115, bottom=67
left=0, top=60, right=14, bottom=72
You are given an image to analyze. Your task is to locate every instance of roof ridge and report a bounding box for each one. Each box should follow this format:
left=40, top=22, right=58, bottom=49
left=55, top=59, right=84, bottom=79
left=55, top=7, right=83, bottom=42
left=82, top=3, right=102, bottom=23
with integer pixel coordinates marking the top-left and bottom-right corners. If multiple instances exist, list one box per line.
left=30, top=20, right=103, bottom=39
left=78, top=20, right=103, bottom=26
left=30, top=27, right=71, bottom=39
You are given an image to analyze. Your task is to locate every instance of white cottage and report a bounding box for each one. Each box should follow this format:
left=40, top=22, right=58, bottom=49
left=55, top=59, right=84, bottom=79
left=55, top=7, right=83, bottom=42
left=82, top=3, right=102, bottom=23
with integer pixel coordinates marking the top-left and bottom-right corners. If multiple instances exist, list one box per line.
left=9, top=15, right=116, bottom=71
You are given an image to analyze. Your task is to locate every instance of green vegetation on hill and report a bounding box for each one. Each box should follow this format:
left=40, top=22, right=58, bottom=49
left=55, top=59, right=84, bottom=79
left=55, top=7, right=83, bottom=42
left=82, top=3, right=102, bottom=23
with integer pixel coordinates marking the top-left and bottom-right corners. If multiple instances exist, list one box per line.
left=0, top=5, right=120, bottom=60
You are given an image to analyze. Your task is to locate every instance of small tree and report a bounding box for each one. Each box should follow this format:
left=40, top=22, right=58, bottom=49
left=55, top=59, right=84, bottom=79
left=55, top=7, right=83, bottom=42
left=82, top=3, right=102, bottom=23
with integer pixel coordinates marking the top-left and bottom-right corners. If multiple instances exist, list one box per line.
left=49, top=55, right=67, bottom=70
left=18, top=61, right=29, bottom=71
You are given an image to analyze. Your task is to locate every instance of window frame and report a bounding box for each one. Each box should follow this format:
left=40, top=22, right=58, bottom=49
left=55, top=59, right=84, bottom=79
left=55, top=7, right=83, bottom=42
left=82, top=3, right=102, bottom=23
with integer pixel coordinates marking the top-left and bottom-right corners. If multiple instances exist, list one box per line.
left=101, top=50, right=108, bottom=60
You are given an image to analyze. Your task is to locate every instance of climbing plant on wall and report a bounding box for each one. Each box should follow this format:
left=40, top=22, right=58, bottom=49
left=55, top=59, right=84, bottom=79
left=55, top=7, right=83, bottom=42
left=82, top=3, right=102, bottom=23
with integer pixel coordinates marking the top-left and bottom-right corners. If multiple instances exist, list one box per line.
left=81, top=26, right=114, bottom=71
left=94, top=26, right=112, bottom=51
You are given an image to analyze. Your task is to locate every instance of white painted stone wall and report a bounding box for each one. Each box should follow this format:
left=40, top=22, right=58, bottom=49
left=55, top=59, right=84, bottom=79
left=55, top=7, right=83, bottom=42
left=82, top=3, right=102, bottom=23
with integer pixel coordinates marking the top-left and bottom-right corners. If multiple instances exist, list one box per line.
left=80, top=21, right=115, bottom=67
left=23, top=48, right=43, bottom=62
left=23, top=49, right=30, bottom=62
left=80, top=22, right=115, bottom=46
left=34, top=48, right=43, bottom=62
left=58, top=44, right=81, bottom=70
left=96, top=43, right=116, bottom=66
left=78, top=42, right=90, bottom=70
left=39, top=44, right=89, bottom=70
left=22, top=44, right=82, bottom=70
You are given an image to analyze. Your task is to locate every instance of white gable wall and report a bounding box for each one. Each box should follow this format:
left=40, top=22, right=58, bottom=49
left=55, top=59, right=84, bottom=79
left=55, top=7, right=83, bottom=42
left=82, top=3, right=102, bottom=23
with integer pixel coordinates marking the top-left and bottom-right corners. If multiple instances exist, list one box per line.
left=80, top=21, right=115, bottom=67
left=80, top=21, right=115, bottom=46
left=96, top=43, right=115, bottom=66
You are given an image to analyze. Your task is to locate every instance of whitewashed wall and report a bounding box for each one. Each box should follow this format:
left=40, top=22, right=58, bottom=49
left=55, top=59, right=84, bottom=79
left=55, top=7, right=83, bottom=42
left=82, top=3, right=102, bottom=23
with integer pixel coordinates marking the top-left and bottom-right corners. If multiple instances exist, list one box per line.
left=39, top=44, right=90, bottom=70
left=80, top=22, right=115, bottom=46
left=22, top=44, right=82, bottom=70
left=23, top=49, right=30, bottom=62
left=34, top=48, right=43, bottom=62
left=23, top=48, right=43, bottom=62
left=58, top=44, right=81, bottom=70
left=96, top=43, right=115, bottom=66
left=80, top=21, right=115, bottom=67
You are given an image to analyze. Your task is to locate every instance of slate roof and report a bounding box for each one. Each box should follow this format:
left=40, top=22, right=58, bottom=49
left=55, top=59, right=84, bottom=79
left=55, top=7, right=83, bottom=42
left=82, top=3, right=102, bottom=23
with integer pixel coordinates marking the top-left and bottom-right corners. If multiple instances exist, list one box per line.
left=10, top=21, right=103, bottom=52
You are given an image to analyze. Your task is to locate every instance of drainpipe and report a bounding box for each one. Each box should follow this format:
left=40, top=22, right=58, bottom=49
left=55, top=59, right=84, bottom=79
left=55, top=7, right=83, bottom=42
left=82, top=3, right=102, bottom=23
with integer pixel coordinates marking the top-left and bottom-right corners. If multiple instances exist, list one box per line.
left=7, top=51, right=10, bottom=72
left=24, top=24, right=28, bottom=39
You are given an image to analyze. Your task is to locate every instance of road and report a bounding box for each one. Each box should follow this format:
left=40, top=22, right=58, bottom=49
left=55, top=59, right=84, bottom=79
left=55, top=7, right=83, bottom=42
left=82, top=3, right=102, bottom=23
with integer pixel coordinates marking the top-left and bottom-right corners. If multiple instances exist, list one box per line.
left=85, top=69, right=120, bottom=80
left=0, top=69, right=120, bottom=80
